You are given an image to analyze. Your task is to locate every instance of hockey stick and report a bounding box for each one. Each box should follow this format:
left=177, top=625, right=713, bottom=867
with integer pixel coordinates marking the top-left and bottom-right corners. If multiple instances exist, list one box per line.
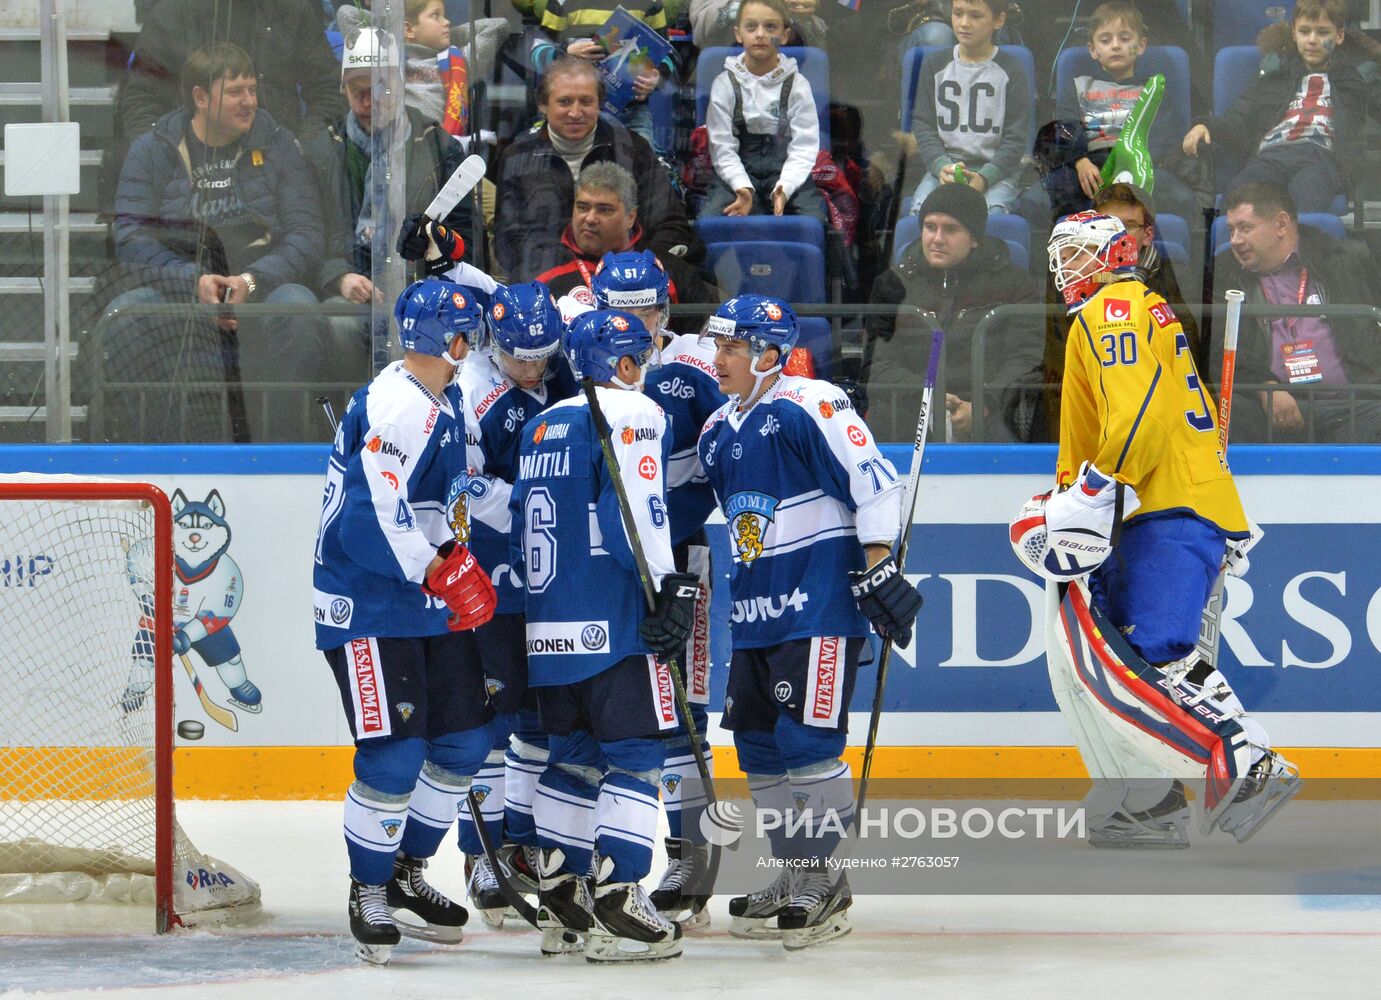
left=1194, top=289, right=1244, bottom=669
left=579, top=377, right=718, bottom=808
left=317, top=395, right=338, bottom=436
left=424, top=153, right=487, bottom=223
left=465, top=788, right=548, bottom=931
left=856, top=326, right=944, bottom=819
left=179, top=652, right=239, bottom=733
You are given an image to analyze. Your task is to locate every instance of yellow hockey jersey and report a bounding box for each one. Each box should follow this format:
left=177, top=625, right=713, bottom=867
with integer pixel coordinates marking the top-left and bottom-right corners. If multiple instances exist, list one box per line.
left=1056, top=280, right=1248, bottom=536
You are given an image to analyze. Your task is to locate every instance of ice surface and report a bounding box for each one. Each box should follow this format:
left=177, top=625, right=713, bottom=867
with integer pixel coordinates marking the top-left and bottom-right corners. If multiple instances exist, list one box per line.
left=1, top=800, right=1377, bottom=999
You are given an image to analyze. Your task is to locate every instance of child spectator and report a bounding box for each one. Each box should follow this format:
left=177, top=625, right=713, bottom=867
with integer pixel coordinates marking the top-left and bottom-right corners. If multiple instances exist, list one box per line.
left=1182, top=0, right=1367, bottom=214
left=908, top=0, right=1031, bottom=215
left=701, top=0, right=825, bottom=224
left=1046, top=1, right=1196, bottom=221
left=531, top=0, right=676, bottom=151
left=398, top=0, right=508, bottom=142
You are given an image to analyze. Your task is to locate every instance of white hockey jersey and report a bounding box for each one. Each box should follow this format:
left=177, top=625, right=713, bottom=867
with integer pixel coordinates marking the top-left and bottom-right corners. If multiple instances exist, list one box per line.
left=312, top=362, right=469, bottom=648
left=698, top=375, right=904, bottom=648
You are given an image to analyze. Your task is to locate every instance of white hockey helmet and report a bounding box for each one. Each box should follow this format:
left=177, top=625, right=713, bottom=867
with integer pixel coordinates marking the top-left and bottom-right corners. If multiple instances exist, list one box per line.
left=1047, top=211, right=1138, bottom=308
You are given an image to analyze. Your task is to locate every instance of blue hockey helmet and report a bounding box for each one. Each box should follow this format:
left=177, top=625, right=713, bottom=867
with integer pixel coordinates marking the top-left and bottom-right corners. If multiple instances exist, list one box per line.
left=489, top=280, right=563, bottom=360
left=704, top=294, right=799, bottom=358
left=593, top=250, right=670, bottom=306
left=394, top=279, right=486, bottom=361
left=562, top=308, right=658, bottom=389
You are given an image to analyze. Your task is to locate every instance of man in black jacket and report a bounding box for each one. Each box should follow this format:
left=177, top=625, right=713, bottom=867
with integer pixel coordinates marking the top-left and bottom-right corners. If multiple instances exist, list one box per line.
left=493, top=57, right=700, bottom=282
left=122, top=0, right=345, bottom=142
left=864, top=183, right=1042, bottom=442
left=1210, top=182, right=1381, bottom=443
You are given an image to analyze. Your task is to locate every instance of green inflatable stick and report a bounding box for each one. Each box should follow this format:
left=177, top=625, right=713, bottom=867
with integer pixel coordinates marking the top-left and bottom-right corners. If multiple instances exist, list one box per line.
left=1100, top=73, right=1164, bottom=193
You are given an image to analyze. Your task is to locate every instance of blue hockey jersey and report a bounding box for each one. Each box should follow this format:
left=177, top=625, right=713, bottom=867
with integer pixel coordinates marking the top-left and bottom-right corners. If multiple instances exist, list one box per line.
left=459, top=349, right=578, bottom=613
left=643, top=333, right=725, bottom=544
left=698, top=375, right=904, bottom=649
left=511, top=386, right=676, bottom=686
left=312, top=361, right=469, bottom=649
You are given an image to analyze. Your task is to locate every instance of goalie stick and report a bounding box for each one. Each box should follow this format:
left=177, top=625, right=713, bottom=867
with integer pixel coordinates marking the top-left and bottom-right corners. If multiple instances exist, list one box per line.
left=1194, top=289, right=1245, bottom=669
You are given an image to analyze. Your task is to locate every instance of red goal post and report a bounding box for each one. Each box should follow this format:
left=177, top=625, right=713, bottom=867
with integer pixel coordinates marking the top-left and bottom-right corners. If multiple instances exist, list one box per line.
left=0, top=474, right=257, bottom=931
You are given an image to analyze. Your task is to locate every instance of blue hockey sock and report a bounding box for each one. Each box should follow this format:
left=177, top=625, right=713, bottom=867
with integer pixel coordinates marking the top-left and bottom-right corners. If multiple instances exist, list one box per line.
left=595, top=769, right=662, bottom=883
left=344, top=783, right=409, bottom=884
left=534, top=762, right=598, bottom=876
left=456, top=749, right=505, bottom=856
left=504, top=736, right=549, bottom=848
left=399, top=761, right=471, bottom=860
left=661, top=742, right=713, bottom=843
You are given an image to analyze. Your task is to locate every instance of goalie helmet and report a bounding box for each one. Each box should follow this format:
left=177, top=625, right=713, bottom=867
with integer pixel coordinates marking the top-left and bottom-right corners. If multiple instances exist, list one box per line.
left=1047, top=211, right=1138, bottom=308
left=562, top=308, right=658, bottom=389
left=394, top=279, right=485, bottom=364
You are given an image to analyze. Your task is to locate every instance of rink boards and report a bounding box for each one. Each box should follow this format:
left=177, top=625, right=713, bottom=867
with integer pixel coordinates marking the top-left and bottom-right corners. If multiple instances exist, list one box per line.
left=2, top=443, right=1379, bottom=794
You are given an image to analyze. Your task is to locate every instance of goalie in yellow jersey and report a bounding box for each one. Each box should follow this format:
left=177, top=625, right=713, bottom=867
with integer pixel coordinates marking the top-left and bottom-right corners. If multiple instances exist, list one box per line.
left=1008, top=211, right=1301, bottom=848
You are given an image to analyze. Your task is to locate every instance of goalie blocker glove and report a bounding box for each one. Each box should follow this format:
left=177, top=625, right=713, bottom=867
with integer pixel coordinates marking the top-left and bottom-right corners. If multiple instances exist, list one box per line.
left=848, top=554, right=923, bottom=647
left=422, top=541, right=497, bottom=631
left=396, top=214, right=466, bottom=276
left=638, top=572, right=700, bottom=657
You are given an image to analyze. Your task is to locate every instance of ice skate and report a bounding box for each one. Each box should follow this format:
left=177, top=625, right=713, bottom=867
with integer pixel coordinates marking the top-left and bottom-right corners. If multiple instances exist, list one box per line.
left=779, top=869, right=852, bottom=951
left=728, top=868, right=796, bottom=940
left=386, top=853, right=467, bottom=944
left=349, top=878, right=400, bottom=965
left=649, top=837, right=711, bottom=930
left=465, top=852, right=508, bottom=928
left=227, top=679, right=262, bottom=713
left=1208, top=751, right=1303, bottom=844
left=587, top=857, right=683, bottom=963
left=536, top=848, right=592, bottom=956
left=497, top=842, right=541, bottom=897
left=1088, top=781, right=1192, bottom=849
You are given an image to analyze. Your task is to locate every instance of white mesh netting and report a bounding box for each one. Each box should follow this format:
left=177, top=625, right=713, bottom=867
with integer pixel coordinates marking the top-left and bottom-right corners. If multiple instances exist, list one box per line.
left=0, top=478, right=259, bottom=924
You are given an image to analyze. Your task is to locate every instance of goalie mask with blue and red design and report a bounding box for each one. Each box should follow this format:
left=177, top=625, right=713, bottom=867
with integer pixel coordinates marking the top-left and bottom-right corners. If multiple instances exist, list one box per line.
left=1048, top=211, right=1139, bottom=308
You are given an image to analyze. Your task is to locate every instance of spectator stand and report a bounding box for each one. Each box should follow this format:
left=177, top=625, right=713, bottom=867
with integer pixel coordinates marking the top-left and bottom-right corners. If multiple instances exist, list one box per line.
left=892, top=213, right=1032, bottom=270
left=1051, top=45, right=1192, bottom=156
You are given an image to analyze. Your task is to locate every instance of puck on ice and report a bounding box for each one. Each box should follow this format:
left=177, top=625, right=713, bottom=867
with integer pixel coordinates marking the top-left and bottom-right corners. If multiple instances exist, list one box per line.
left=177, top=720, right=205, bottom=740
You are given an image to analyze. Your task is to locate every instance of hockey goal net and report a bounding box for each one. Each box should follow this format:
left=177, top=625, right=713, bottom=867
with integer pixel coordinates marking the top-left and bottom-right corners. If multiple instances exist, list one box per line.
left=0, top=474, right=259, bottom=930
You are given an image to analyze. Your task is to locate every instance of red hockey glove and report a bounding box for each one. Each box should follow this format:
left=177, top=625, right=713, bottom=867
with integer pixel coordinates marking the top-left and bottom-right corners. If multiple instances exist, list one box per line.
left=422, top=541, right=496, bottom=631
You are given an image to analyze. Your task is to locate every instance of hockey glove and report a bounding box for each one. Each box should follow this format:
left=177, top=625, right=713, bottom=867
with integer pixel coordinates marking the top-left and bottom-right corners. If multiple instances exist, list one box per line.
left=396, top=213, right=432, bottom=261
left=639, top=573, right=701, bottom=658
left=849, top=554, right=923, bottom=647
left=1039, top=462, right=1141, bottom=580
left=1225, top=520, right=1264, bottom=578
left=172, top=628, right=190, bottom=656
left=422, top=541, right=497, bottom=631
left=396, top=214, right=465, bottom=275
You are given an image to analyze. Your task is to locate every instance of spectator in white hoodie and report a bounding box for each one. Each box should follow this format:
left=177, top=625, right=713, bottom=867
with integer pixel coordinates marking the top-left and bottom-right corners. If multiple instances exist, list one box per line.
left=700, top=0, right=825, bottom=224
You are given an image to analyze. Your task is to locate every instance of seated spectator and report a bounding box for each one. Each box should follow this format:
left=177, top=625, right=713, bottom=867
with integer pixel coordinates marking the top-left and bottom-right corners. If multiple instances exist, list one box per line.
left=1182, top=0, right=1367, bottom=214
left=493, top=57, right=700, bottom=281
left=304, top=28, right=475, bottom=373
left=907, top=0, right=1031, bottom=215
left=107, top=42, right=325, bottom=443
left=701, top=0, right=826, bottom=226
left=692, top=0, right=825, bottom=47
left=1043, top=1, right=1196, bottom=222
left=530, top=0, right=675, bottom=150
left=1210, top=182, right=1381, bottom=443
left=534, top=162, right=720, bottom=320
left=865, top=183, right=1042, bottom=441
left=122, top=0, right=344, bottom=141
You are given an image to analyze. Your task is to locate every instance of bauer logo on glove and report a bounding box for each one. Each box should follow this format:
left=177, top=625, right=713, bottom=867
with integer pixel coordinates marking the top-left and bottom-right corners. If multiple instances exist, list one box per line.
left=1009, top=463, right=1140, bottom=582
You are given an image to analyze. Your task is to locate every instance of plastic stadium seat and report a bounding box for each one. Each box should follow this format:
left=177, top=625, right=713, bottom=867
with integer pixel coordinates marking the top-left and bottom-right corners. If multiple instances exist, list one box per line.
left=647, top=79, right=678, bottom=158
left=1212, top=0, right=1291, bottom=50
left=900, top=45, right=1035, bottom=134
left=695, top=47, right=830, bottom=144
left=891, top=213, right=1029, bottom=268
left=1052, top=46, right=1191, bottom=153
left=1211, top=212, right=1348, bottom=254
left=695, top=215, right=826, bottom=254
left=705, top=241, right=828, bottom=302
left=1155, top=213, right=1190, bottom=250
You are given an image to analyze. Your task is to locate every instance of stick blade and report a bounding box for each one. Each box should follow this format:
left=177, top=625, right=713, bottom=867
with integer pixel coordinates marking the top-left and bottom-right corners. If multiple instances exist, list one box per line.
left=425, top=154, right=486, bottom=222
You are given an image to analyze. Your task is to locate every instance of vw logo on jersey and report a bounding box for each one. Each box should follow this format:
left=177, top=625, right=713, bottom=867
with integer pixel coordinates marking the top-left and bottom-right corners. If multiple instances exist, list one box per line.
left=329, top=598, right=351, bottom=625
left=581, top=624, right=608, bottom=651
left=774, top=680, right=792, bottom=702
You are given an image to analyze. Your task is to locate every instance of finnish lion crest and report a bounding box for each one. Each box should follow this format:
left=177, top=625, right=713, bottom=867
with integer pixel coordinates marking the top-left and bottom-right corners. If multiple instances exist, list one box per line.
left=724, top=491, right=779, bottom=564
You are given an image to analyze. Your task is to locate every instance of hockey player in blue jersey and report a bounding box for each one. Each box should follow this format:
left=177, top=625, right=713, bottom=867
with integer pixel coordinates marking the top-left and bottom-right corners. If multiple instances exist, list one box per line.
left=592, top=250, right=725, bottom=928
left=512, top=308, right=700, bottom=962
left=452, top=280, right=576, bottom=923
left=697, top=294, right=923, bottom=950
left=313, top=278, right=498, bottom=964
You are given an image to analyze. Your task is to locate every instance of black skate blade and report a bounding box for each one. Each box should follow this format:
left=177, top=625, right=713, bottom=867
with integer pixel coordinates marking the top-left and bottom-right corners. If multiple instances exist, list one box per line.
left=391, top=911, right=464, bottom=944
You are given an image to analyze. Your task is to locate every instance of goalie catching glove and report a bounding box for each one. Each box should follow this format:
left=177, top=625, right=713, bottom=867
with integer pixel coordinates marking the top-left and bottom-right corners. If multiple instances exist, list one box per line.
left=849, top=553, right=923, bottom=647
left=422, top=541, right=496, bottom=631
left=396, top=214, right=466, bottom=276
left=1009, top=462, right=1139, bottom=582
left=639, top=573, right=700, bottom=658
